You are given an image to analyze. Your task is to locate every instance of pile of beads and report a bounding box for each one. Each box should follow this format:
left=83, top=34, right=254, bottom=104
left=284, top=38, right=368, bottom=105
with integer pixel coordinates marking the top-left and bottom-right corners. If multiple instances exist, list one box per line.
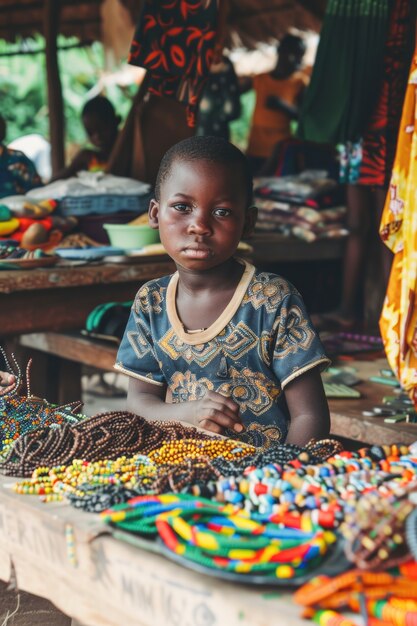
left=293, top=564, right=417, bottom=626
left=189, top=444, right=417, bottom=570
left=2, top=412, right=219, bottom=477
left=148, top=438, right=255, bottom=465
left=13, top=452, right=223, bottom=511
left=196, top=445, right=417, bottom=520
left=342, top=482, right=417, bottom=570
left=0, top=350, right=84, bottom=458
left=209, top=438, right=343, bottom=478
left=102, top=493, right=337, bottom=579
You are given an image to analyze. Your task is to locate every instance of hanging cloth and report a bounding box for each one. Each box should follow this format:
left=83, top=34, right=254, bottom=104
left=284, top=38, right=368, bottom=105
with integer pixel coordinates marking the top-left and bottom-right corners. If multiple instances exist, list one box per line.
left=359, top=0, right=416, bottom=187
left=297, top=0, right=390, bottom=144
left=127, top=0, right=224, bottom=127
left=379, top=46, right=417, bottom=407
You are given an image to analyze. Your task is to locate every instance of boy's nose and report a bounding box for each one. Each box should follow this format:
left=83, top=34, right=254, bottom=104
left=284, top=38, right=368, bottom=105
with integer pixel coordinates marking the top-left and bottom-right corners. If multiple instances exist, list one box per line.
left=188, top=214, right=212, bottom=235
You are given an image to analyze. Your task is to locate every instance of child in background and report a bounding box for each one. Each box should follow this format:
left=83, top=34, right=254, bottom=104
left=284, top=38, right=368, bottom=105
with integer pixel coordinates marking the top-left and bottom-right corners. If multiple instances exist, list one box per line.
left=245, top=33, right=309, bottom=175
left=115, top=136, right=330, bottom=446
left=52, top=96, right=121, bottom=180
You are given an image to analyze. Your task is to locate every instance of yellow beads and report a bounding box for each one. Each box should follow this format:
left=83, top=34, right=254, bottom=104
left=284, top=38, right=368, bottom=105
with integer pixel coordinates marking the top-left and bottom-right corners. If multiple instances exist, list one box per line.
left=148, top=438, right=256, bottom=465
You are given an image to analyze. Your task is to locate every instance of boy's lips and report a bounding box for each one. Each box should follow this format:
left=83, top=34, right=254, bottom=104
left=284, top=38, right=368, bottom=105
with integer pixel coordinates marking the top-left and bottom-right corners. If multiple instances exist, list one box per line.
left=183, top=245, right=212, bottom=259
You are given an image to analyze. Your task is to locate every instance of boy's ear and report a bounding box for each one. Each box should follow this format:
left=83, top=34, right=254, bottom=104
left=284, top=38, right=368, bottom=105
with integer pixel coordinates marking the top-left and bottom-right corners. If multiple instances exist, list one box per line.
left=242, top=205, right=258, bottom=238
left=148, top=199, right=160, bottom=230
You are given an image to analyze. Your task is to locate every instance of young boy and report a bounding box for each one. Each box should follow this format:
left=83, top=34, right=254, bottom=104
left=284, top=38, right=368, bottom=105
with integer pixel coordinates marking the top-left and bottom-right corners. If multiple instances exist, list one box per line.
left=115, top=136, right=330, bottom=446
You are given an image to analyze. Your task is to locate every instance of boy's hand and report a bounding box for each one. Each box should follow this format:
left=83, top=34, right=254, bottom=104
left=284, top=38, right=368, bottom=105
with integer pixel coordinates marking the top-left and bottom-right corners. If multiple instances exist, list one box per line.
left=187, top=391, right=244, bottom=435
left=0, top=371, right=15, bottom=387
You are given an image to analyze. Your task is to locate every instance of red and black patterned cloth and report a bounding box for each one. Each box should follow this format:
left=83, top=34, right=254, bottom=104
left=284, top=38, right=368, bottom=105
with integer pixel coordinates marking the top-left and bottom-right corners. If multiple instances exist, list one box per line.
left=359, top=0, right=415, bottom=187
left=128, top=0, right=219, bottom=127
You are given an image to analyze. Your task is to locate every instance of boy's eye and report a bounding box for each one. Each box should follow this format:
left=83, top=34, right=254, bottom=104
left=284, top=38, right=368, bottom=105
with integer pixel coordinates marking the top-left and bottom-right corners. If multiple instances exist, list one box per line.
left=213, top=208, right=231, bottom=217
left=172, top=203, right=190, bottom=212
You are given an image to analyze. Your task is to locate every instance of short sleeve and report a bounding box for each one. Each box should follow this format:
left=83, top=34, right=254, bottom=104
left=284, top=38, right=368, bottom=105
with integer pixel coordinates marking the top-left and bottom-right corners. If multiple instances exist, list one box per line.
left=272, top=292, right=330, bottom=387
left=114, top=304, right=166, bottom=386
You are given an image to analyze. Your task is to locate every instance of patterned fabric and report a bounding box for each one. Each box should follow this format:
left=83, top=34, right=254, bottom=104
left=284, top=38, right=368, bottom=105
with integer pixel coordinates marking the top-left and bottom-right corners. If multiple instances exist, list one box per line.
left=128, top=0, right=219, bottom=127
left=0, top=144, right=42, bottom=199
left=379, top=47, right=417, bottom=407
left=357, top=0, right=415, bottom=187
left=116, top=261, right=329, bottom=440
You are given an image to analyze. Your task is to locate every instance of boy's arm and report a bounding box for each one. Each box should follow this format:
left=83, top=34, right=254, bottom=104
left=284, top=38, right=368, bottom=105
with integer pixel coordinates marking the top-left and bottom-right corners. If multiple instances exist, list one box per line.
left=127, top=377, right=243, bottom=435
left=283, top=367, right=330, bottom=446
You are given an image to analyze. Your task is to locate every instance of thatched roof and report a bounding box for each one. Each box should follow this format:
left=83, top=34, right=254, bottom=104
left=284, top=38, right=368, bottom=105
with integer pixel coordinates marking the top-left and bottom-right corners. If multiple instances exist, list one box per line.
left=228, top=0, right=326, bottom=48
left=0, top=0, right=140, bottom=44
left=0, top=0, right=325, bottom=47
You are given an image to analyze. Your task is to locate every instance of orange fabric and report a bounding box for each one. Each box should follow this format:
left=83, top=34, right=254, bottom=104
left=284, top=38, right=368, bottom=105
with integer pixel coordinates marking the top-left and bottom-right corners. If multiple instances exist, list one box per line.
left=247, top=71, right=309, bottom=159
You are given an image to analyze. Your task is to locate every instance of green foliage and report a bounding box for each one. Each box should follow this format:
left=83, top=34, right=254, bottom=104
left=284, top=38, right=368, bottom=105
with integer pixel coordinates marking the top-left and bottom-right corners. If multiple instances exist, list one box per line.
left=230, top=90, right=255, bottom=151
left=0, top=35, right=134, bottom=151
left=0, top=35, right=253, bottom=157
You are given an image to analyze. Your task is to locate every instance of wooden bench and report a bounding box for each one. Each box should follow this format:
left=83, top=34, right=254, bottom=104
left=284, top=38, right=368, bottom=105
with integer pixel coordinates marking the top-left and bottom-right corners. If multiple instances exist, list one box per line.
left=16, top=331, right=119, bottom=405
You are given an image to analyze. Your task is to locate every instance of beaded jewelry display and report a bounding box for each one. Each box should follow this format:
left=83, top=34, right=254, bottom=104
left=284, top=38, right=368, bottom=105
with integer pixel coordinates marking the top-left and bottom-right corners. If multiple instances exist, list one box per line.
left=0, top=348, right=84, bottom=458
left=2, top=412, right=218, bottom=477
left=342, top=482, right=417, bottom=570
left=102, top=493, right=337, bottom=580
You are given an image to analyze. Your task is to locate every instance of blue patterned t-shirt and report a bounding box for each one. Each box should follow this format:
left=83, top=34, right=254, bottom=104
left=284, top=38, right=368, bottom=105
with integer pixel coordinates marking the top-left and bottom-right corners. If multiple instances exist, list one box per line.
left=115, top=260, right=329, bottom=441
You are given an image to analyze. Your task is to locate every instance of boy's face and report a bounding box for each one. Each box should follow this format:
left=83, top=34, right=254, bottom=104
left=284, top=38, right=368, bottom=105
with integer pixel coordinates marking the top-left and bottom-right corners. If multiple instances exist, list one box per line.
left=149, top=159, right=256, bottom=271
left=82, top=113, right=117, bottom=152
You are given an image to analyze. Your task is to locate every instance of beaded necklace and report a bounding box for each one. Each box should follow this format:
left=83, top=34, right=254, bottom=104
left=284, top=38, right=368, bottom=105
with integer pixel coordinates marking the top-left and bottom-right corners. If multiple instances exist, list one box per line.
left=102, top=493, right=337, bottom=579
left=0, top=349, right=84, bottom=458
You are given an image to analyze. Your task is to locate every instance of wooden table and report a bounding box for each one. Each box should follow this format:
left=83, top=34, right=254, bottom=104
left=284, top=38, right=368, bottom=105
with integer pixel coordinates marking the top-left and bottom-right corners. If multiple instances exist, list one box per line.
left=0, top=258, right=175, bottom=336
left=329, top=357, right=417, bottom=446
left=248, top=233, right=346, bottom=263
left=0, top=476, right=307, bottom=626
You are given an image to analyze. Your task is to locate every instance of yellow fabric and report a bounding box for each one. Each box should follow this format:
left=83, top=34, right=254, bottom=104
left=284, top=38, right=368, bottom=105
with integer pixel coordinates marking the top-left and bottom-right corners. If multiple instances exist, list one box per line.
left=379, top=48, right=417, bottom=407
left=247, top=71, right=309, bottom=159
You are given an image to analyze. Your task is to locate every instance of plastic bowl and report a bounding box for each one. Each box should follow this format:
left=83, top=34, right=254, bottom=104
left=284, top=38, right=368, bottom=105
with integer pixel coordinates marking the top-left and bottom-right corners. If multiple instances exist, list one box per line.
left=103, top=223, right=160, bottom=249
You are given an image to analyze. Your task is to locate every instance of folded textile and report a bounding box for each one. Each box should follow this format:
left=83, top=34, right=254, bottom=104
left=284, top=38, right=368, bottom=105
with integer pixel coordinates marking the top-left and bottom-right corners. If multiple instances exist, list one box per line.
left=25, top=171, right=151, bottom=201
left=254, top=171, right=343, bottom=208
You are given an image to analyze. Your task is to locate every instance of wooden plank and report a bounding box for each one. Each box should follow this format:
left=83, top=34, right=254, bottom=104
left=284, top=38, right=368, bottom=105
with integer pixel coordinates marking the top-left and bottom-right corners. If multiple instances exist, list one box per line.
left=19, top=332, right=118, bottom=371
left=0, top=260, right=175, bottom=295
left=0, top=478, right=308, bottom=626
left=329, top=357, right=417, bottom=445
left=248, top=233, right=346, bottom=263
left=0, top=260, right=174, bottom=336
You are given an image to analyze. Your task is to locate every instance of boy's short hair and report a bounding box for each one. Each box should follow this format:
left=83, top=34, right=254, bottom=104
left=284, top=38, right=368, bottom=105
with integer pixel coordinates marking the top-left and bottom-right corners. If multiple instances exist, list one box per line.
left=155, top=135, right=253, bottom=206
left=82, top=96, right=118, bottom=122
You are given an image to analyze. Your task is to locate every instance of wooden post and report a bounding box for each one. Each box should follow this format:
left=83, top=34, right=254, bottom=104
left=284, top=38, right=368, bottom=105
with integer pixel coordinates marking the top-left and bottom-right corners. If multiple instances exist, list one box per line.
left=44, top=0, right=65, bottom=174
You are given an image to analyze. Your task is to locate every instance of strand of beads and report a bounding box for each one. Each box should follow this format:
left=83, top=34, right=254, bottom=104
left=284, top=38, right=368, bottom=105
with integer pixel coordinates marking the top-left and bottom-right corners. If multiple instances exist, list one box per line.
left=148, top=438, right=256, bottom=465
left=14, top=454, right=157, bottom=503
